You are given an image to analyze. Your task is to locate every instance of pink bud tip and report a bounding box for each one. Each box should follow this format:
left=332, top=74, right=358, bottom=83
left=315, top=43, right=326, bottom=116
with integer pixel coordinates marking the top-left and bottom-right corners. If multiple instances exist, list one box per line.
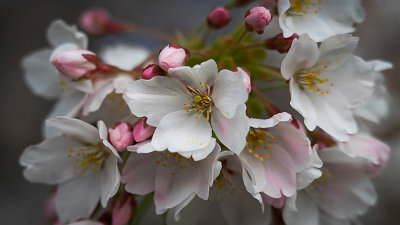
left=133, top=118, right=156, bottom=142
left=142, top=64, right=166, bottom=80
left=51, top=50, right=97, bottom=80
left=158, top=44, right=189, bottom=71
left=233, top=67, right=252, bottom=93
left=79, top=7, right=112, bottom=36
left=108, top=122, right=134, bottom=152
left=265, top=33, right=298, bottom=53
left=207, top=7, right=231, bottom=29
left=245, top=6, right=272, bottom=34
left=112, top=196, right=134, bottom=225
left=261, top=193, right=286, bottom=208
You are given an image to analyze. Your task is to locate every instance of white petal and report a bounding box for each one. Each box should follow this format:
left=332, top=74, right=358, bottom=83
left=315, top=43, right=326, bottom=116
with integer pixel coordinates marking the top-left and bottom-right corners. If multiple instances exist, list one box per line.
left=56, top=173, right=101, bottom=223
left=281, top=34, right=319, bottom=80
left=318, top=34, right=359, bottom=61
left=69, top=220, right=104, bottom=225
left=46, top=117, right=100, bottom=144
left=99, top=44, right=149, bottom=70
left=124, top=76, right=188, bottom=126
left=151, top=110, right=212, bottom=152
left=122, top=152, right=158, bottom=195
left=21, top=48, right=63, bottom=99
left=100, top=157, right=120, bottom=207
left=20, top=136, right=81, bottom=184
left=283, top=192, right=319, bottom=225
left=46, top=19, right=88, bottom=48
left=169, top=59, right=218, bottom=92
left=211, top=104, right=249, bottom=154
left=113, top=75, right=134, bottom=94
left=178, top=138, right=217, bottom=161
left=211, top=69, right=248, bottom=119
left=368, top=60, right=393, bottom=72
left=82, top=78, right=115, bottom=116
left=249, top=112, right=292, bottom=129
left=97, top=120, right=122, bottom=162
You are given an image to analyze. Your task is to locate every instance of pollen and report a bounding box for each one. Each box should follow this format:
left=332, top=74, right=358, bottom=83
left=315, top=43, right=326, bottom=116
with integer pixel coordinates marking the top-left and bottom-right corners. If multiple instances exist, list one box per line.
left=69, top=143, right=109, bottom=178
left=184, top=84, right=213, bottom=122
left=290, top=0, right=322, bottom=15
left=246, top=128, right=275, bottom=162
left=296, top=64, right=333, bottom=95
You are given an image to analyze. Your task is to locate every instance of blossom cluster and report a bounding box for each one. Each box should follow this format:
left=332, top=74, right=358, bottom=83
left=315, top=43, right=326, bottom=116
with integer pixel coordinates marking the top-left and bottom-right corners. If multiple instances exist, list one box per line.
left=20, top=1, right=392, bottom=225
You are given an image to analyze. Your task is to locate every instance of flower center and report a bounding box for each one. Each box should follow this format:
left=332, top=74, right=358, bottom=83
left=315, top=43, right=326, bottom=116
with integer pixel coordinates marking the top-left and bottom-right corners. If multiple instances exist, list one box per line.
left=296, top=64, right=334, bottom=95
left=155, top=152, right=193, bottom=176
left=245, top=128, right=276, bottom=162
left=68, top=143, right=110, bottom=177
left=289, top=0, right=322, bottom=15
left=183, top=83, right=213, bottom=121
left=306, top=167, right=331, bottom=197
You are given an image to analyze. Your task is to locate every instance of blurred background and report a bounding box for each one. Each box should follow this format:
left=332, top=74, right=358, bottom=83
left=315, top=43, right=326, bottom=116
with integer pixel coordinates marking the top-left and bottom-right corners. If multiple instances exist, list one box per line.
left=0, top=0, right=399, bottom=224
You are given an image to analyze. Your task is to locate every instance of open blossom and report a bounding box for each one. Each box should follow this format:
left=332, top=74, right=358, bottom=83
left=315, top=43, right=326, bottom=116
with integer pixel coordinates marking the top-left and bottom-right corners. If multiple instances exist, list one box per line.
left=124, top=59, right=249, bottom=160
left=239, top=112, right=312, bottom=198
left=277, top=0, right=365, bottom=42
left=167, top=156, right=271, bottom=225
left=283, top=148, right=377, bottom=225
left=122, top=140, right=221, bottom=214
left=281, top=34, right=375, bottom=141
left=20, top=117, right=121, bottom=223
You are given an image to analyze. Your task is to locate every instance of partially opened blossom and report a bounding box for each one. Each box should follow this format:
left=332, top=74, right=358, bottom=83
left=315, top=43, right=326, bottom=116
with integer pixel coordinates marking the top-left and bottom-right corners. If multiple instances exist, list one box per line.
left=122, top=140, right=221, bottom=214
left=124, top=59, right=249, bottom=160
left=167, top=156, right=271, bottom=225
left=158, top=44, right=189, bottom=71
left=20, top=117, right=121, bottom=223
left=239, top=112, right=312, bottom=198
left=51, top=50, right=98, bottom=80
left=337, top=133, right=390, bottom=176
left=277, top=0, right=365, bottom=42
left=281, top=34, right=375, bottom=141
left=283, top=148, right=377, bottom=225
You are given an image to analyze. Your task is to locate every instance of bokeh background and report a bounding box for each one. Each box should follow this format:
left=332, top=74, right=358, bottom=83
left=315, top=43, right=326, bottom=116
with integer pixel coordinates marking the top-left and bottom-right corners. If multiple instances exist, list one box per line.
left=1, top=0, right=399, bottom=224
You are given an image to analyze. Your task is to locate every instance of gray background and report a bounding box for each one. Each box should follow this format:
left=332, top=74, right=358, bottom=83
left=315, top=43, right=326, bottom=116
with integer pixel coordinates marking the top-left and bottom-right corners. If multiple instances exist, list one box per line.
left=1, top=0, right=399, bottom=224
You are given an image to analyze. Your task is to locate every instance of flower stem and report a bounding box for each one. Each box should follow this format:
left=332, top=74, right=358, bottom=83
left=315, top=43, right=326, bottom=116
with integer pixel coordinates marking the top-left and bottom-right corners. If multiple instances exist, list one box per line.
left=232, top=30, right=248, bottom=50
left=130, top=193, right=154, bottom=225
left=252, top=85, right=281, bottom=116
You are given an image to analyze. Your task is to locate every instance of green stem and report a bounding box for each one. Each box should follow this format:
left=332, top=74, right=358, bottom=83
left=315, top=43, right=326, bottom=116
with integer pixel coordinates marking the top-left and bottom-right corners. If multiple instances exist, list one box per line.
left=130, top=193, right=154, bottom=225
left=232, top=30, right=248, bottom=50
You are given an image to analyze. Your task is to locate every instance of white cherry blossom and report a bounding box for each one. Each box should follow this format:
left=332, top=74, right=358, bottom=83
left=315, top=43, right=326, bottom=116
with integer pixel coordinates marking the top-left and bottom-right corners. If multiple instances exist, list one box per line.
left=124, top=59, right=249, bottom=160
left=278, top=0, right=365, bottom=42
left=281, top=34, right=375, bottom=141
left=19, top=117, right=121, bottom=223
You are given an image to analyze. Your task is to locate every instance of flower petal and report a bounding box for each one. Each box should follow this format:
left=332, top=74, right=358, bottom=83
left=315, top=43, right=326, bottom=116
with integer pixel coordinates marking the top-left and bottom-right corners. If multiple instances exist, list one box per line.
left=124, top=76, right=188, bottom=126
left=46, top=117, right=100, bottom=144
left=100, top=157, right=120, bottom=207
left=46, top=19, right=88, bottom=49
left=151, top=110, right=212, bottom=152
left=82, top=78, right=115, bottom=116
left=211, top=104, right=249, bottom=154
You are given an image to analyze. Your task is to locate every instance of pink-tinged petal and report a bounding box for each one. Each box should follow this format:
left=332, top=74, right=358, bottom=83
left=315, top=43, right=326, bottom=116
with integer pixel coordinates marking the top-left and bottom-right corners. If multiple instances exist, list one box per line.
left=212, top=69, right=248, bottom=119
left=97, top=121, right=122, bottom=162
left=112, top=196, right=134, bottom=225
left=124, top=76, right=188, bottom=126
left=151, top=110, right=212, bottom=153
left=262, top=193, right=286, bottom=208
left=56, top=173, right=101, bottom=223
left=100, top=157, right=120, bottom=207
left=281, top=34, right=319, bottom=80
left=20, top=136, right=82, bottom=185
left=158, top=44, right=189, bottom=71
left=46, top=117, right=100, bottom=144
left=133, top=118, right=156, bottom=143
left=108, top=122, right=134, bottom=151
left=211, top=104, right=249, bottom=154
left=122, top=151, right=158, bottom=195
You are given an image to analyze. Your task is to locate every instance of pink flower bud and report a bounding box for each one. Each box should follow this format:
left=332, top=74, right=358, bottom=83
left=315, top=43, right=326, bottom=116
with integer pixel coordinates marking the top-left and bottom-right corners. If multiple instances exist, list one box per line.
left=265, top=33, right=298, bottom=53
left=142, top=64, right=166, bottom=80
left=79, top=8, right=112, bottom=36
left=158, top=44, right=189, bottom=71
left=43, top=191, right=57, bottom=224
left=233, top=67, right=252, bottom=93
left=112, top=196, right=134, bottom=225
left=133, top=118, right=156, bottom=142
left=108, top=122, right=134, bottom=151
left=51, top=50, right=97, bottom=80
left=245, top=6, right=272, bottom=34
left=207, top=7, right=231, bottom=29
left=261, top=193, right=286, bottom=208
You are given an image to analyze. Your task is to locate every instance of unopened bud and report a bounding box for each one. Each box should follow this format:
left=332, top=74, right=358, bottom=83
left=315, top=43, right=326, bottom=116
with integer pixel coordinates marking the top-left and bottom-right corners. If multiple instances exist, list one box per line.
left=51, top=50, right=97, bottom=79
left=79, top=8, right=112, bottom=36
left=158, top=44, right=189, bottom=71
left=265, top=33, right=298, bottom=53
left=108, top=122, right=134, bottom=151
left=233, top=67, right=252, bottom=93
left=112, top=196, right=134, bottom=225
left=133, top=118, right=156, bottom=142
left=245, top=6, right=272, bottom=34
left=207, top=7, right=231, bottom=29
left=43, top=191, right=57, bottom=224
left=142, top=64, right=166, bottom=80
